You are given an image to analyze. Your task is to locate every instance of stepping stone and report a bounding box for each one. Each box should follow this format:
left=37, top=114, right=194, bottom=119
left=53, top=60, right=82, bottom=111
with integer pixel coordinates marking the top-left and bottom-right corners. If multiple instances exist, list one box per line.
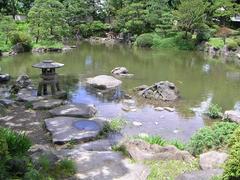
left=57, top=149, right=150, bottom=180
left=49, top=104, right=97, bottom=118
left=17, top=88, right=43, bottom=103
left=45, top=117, right=104, bottom=144
left=0, top=99, right=15, bottom=107
left=33, top=99, right=64, bottom=110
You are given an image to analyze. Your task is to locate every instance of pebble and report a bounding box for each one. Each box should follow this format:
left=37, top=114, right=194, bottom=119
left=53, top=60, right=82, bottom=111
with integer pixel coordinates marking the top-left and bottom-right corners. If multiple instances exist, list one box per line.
left=133, top=121, right=143, bottom=127
left=164, top=107, right=175, bottom=112
left=154, top=107, right=164, bottom=111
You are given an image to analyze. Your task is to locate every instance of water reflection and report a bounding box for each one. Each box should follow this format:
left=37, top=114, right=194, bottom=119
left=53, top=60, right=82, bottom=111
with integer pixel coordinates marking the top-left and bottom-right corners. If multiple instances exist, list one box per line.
left=1, top=42, right=240, bottom=140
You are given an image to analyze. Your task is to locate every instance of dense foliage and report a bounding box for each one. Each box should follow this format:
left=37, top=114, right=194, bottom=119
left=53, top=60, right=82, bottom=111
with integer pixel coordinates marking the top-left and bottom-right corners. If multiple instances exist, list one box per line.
left=0, top=128, right=76, bottom=179
left=187, top=122, right=239, bottom=156
left=223, top=127, right=240, bottom=179
left=0, top=0, right=239, bottom=52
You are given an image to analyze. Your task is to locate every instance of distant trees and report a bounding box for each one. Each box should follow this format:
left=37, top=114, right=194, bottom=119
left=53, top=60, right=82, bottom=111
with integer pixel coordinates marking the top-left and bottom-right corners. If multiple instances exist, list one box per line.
left=174, top=0, right=208, bottom=38
left=28, top=0, right=66, bottom=43
left=0, top=15, right=16, bottom=44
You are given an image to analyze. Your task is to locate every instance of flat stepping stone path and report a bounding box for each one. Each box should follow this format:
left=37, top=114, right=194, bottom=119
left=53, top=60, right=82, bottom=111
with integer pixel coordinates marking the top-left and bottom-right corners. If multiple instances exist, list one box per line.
left=33, top=99, right=64, bottom=110
left=45, top=117, right=104, bottom=143
left=17, top=88, right=44, bottom=103
left=57, top=149, right=150, bottom=180
left=49, top=104, right=97, bottom=118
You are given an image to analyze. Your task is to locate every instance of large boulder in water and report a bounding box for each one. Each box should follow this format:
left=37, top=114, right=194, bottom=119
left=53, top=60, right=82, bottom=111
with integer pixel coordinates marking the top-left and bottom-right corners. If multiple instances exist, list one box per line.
left=86, top=75, right=122, bottom=100
left=111, top=67, right=134, bottom=77
left=86, top=75, right=122, bottom=90
left=135, top=81, right=179, bottom=101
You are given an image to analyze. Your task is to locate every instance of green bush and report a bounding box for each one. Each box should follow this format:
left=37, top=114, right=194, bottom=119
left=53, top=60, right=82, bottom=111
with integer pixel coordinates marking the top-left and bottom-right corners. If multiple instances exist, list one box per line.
left=226, top=40, right=238, bottom=51
left=98, top=118, right=127, bottom=138
left=135, top=33, right=154, bottom=48
left=9, top=31, right=32, bottom=51
left=223, top=127, right=240, bottom=179
left=0, top=128, right=31, bottom=156
left=196, top=24, right=211, bottom=42
left=207, top=104, right=222, bottom=119
left=187, top=122, right=238, bottom=156
left=24, top=169, right=42, bottom=180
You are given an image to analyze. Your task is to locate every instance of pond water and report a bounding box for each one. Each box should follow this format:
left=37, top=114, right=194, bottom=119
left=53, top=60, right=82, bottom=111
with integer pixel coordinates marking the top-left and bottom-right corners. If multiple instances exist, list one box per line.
left=1, top=42, right=240, bottom=141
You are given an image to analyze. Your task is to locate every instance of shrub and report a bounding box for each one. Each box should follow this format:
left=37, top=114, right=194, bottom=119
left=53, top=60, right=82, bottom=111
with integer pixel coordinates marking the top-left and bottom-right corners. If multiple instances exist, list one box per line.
left=196, top=24, right=211, bottom=42
left=0, top=128, right=31, bottom=156
left=169, top=140, right=186, bottom=150
left=226, top=40, right=238, bottom=51
left=187, top=122, right=238, bottom=156
left=23, top=169, right=42, bottom=180
left=223, top=127, right=240, bottom=179
left=208, top=38, right=224, bottom=49
left=135, top=33, right=154, bottom=48
left=9, top=32, right=32, bottom=52
left=137, top=135, right=167, bottom=146
left=207, top=104, right=222, bottom=119
left=6, top=156, right=29, bottom=177
left=98, top=118, right=127, bottom=137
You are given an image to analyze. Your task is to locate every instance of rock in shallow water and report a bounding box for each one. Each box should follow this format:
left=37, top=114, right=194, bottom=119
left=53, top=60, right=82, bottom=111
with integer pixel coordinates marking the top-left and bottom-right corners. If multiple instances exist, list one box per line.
left=49, top=104, right=97, bottom=118
left=135, top=81, right=179, bottom=101
left=111, top=67, right=134, bottom=77
left=86, top=75, right=122, bottom=90
left=45, top=117, right=104, bottom=143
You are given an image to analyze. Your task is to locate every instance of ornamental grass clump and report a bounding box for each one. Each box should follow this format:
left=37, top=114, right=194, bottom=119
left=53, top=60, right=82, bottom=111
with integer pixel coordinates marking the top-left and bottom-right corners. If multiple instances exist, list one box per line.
left=187, top=122, right=238, bottom=156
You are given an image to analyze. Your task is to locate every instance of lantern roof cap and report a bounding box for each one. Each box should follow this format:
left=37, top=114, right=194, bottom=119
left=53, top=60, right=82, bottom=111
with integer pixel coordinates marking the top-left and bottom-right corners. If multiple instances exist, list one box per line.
left=32, top=60, right=64, bottom=69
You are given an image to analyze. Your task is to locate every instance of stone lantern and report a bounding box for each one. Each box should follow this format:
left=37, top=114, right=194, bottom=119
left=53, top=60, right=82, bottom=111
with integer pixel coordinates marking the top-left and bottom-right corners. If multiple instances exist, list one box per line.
left=33, top=60, right=64, bottom=96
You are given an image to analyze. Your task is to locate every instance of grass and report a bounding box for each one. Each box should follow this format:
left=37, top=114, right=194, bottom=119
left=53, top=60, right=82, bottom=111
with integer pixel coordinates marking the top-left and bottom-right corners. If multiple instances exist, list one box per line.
left=112, top=145, right=130, bottom=157
left=146, top=160, right=199, bottom=180
left=136, top=134, right=186, bottom=150
left=98, top=118, right=127, bottom=138
left=208, top=38, right=225, bottom=49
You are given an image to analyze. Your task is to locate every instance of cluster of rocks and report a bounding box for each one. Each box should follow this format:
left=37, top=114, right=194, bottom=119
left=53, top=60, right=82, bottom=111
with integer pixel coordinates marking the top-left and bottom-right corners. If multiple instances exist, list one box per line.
left=111, top=67, right=134, bottom=77
left=199, top=42, right=240, bottom=62
left=135, top=81, right=179, bottom=101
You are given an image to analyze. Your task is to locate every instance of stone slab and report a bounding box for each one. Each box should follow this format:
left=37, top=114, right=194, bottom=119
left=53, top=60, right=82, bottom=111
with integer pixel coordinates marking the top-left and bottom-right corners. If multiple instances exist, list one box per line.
left=57, top=149, right=149, bottom=180
left=45, top=117, right=104, bottom=143
left=33, top=99, right=64, bottom=110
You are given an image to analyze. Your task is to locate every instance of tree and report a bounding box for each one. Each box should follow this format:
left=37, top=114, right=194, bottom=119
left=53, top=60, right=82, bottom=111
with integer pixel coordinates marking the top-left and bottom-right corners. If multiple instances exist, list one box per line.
left=28, top=0, right=66, bottom=43
left=212, top=0, right=240, bottom=25
left=174, top=0, right=209, bottom=38
left=0, top=15, right=16, bottom=44
left=64, top=0, right=89, bottom=36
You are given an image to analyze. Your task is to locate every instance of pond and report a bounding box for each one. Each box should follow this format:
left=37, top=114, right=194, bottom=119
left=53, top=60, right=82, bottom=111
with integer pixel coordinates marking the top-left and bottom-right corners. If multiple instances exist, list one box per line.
left=1, top=42, right=240, bottom=141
